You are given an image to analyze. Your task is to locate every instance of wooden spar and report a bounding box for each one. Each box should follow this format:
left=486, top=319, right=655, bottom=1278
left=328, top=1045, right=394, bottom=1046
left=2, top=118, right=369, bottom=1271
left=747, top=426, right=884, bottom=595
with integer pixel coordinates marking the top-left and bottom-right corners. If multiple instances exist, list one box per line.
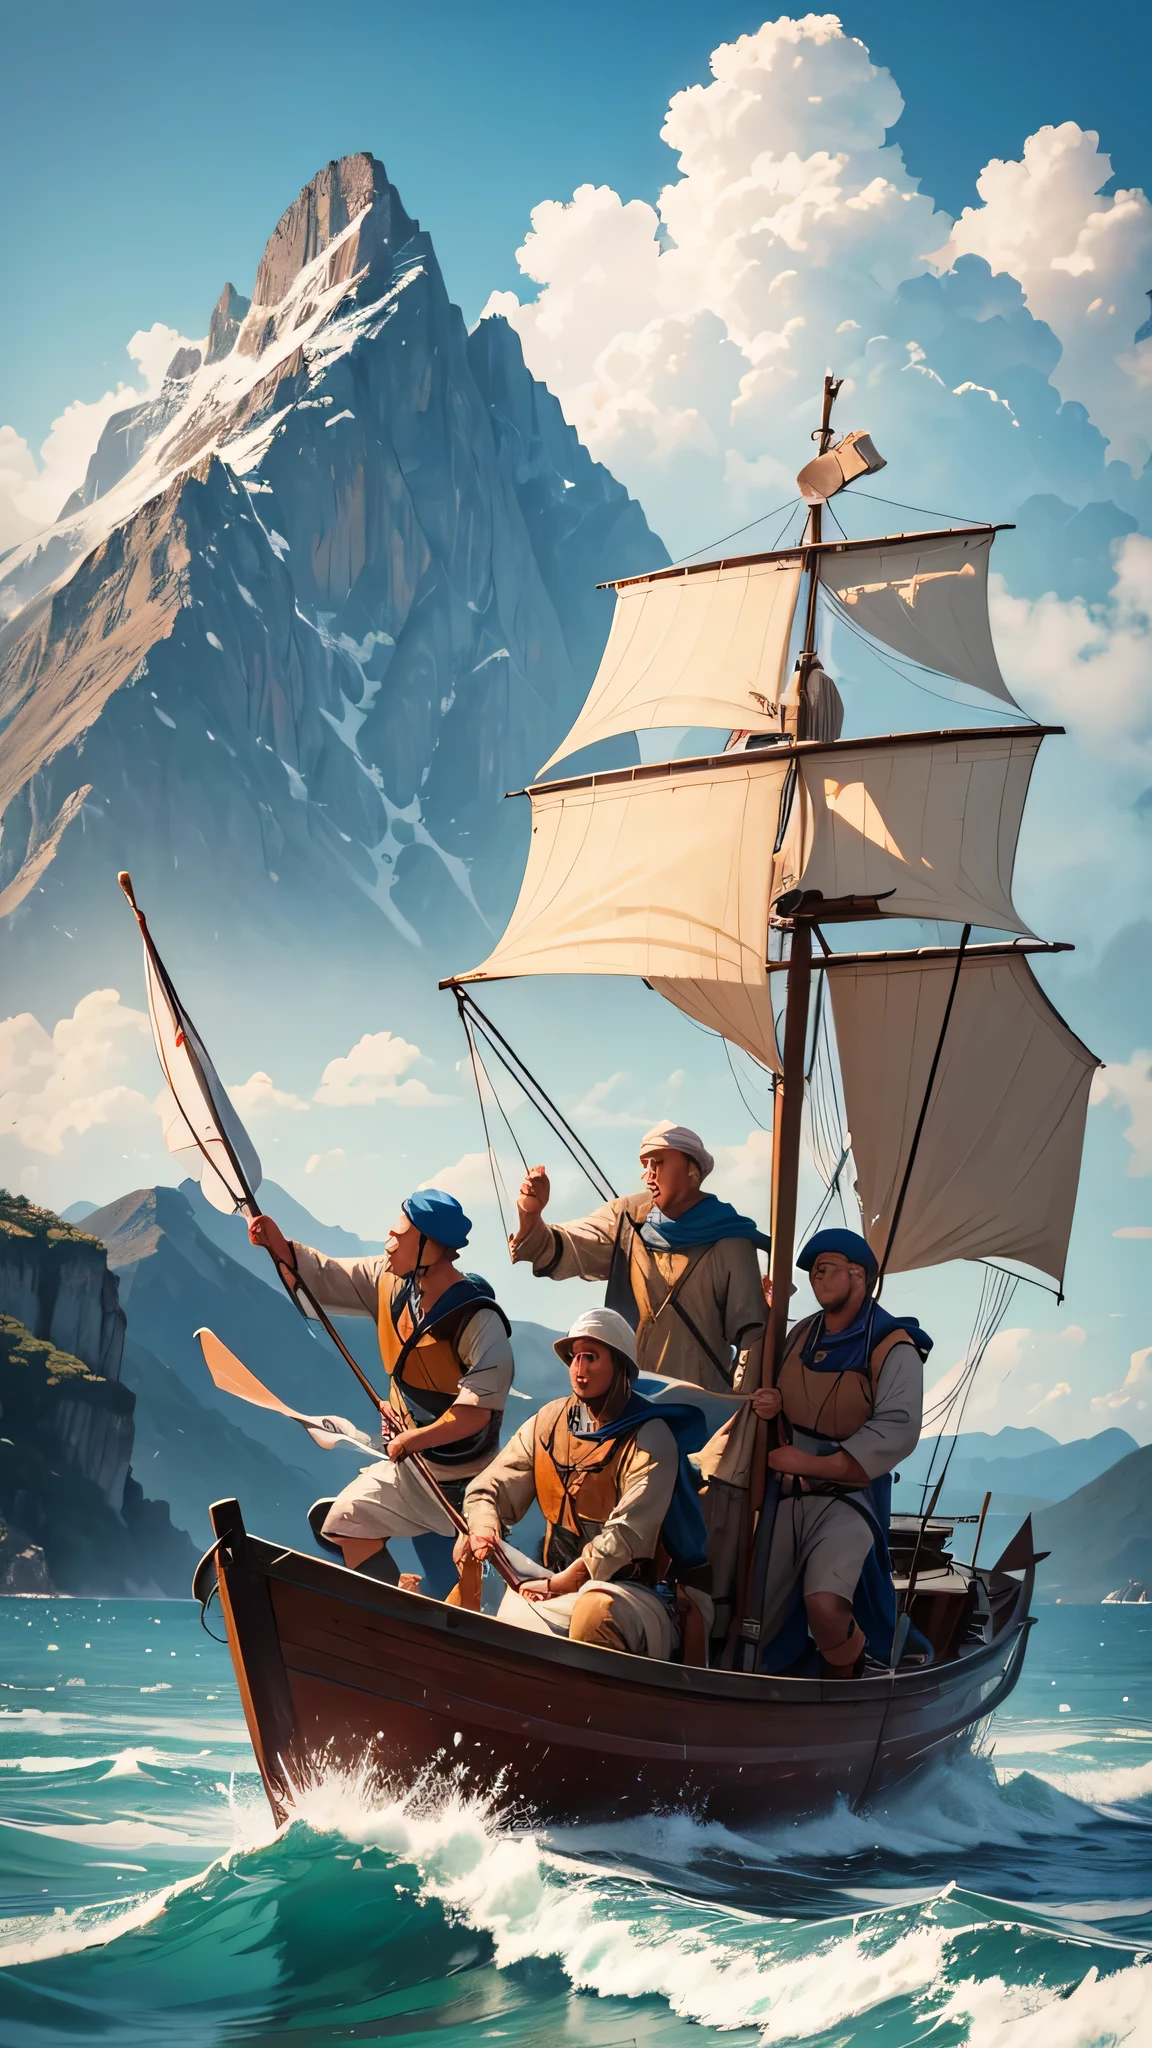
left=970, top=1490, right=994, bottom=1573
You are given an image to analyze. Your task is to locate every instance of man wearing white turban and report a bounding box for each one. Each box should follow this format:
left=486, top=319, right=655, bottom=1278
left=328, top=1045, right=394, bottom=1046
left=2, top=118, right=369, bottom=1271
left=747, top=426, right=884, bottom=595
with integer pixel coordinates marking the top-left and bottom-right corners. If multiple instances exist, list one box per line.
left=512, top=1121, right=768, bottom=1396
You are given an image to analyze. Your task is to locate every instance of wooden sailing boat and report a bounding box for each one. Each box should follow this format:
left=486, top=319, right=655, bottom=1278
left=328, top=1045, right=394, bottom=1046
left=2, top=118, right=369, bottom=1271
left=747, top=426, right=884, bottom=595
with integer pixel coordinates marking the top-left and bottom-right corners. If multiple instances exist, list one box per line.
left=205, top=378, right=1096, bottom=1825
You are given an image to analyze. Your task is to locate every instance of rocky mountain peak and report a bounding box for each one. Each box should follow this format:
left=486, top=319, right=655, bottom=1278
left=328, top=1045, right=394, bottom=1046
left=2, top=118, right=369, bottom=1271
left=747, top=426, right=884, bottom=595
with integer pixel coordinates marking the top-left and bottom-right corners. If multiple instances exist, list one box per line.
left=250, top=152, right=408, bottom=310
left=0, top=150, right=667, bottom=1010
left=205, top=281, right=251, bottom=364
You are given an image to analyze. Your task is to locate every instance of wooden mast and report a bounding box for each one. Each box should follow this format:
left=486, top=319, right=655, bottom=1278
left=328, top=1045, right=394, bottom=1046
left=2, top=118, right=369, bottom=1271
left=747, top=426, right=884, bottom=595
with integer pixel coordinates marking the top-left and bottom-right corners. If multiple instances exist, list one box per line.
left=729, top=378, right=839, bottom=1666
left=765, top=372, right=839, bottom=1375
left=795, top=372, right=841, bottom=737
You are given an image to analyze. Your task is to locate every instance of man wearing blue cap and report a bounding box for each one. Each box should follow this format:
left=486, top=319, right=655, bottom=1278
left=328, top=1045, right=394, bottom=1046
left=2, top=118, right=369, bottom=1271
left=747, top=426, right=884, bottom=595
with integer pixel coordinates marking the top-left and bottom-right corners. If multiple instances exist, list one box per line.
left=744, top=1227, right=930, bottom=1678
left=249, top=1190, right=513, bottom=1585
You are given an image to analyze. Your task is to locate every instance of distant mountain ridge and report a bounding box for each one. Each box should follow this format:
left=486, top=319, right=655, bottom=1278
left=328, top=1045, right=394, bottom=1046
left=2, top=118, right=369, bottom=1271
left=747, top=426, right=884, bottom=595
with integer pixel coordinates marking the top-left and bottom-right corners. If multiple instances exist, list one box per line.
left=0, top=151, right=667, bottom=1014
left=81, top=1179, right=569, bottom=1549
left=1034, top=1446, right=1152, bottom=1602
left=900, top=1427, right=1139, bottom=1512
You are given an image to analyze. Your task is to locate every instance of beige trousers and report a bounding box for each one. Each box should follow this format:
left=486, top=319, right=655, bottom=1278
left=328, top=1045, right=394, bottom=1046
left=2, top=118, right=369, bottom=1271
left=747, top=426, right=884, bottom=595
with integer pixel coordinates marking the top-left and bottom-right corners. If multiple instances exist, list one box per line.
left=496, top=1579, right=676, bottom=1659
left=758, top=1491, right=875, bottom=1645
left=320, top=1455, right=457, bottom=1545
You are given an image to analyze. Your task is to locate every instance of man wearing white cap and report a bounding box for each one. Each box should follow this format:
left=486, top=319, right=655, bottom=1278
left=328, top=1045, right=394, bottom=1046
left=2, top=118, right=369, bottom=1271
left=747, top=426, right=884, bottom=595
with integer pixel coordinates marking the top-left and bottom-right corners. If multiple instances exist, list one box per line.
left=458, top=1308, right=712, bottom=1659
left=512, top=1123, right=769, bottom=1396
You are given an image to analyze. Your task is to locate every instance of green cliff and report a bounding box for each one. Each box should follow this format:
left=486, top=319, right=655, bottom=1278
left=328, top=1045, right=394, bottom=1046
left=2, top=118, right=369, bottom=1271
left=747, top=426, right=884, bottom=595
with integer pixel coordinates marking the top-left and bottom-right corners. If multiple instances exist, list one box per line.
left=0, top=1192, right=197, bottom=1596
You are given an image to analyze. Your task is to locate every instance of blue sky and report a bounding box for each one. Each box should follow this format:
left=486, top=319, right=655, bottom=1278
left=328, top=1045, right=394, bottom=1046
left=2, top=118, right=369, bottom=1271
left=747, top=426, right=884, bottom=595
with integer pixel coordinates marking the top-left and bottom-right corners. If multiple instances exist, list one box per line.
left=2, top=2, right=1150, bottom=448
left=3, top=6, right=1152, bottom=1441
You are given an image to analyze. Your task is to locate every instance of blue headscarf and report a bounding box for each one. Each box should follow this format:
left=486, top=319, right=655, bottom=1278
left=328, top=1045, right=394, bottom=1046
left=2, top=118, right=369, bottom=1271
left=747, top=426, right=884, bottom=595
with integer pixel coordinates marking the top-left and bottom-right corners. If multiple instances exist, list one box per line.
left=641, top=1193, right=770, bottom=1255
left=571, top=1391, right=710, bottom=1569
left=402, top=1188, right=472, bottom=1249
left=797, top=1227, right=878, bottom=1277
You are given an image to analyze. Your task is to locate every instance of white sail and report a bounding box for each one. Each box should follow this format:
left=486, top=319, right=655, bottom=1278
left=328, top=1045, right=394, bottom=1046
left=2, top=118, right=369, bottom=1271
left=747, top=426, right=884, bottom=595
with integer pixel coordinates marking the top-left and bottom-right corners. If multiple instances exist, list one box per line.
left=142, top=945, right=262, bottom=1216
left=776, top=728, right=1047, bottom=935
left=458, top=753, right=794, bottom=988
left=817, top=529, right=1017, bottom=705
left=539, top=556, right=803, bottom=772
left=651, top=978, right=783, bottom=1073
left=827, top=949, right=1098, bottom=1285
left=462, top=725, right=1048, bottom=997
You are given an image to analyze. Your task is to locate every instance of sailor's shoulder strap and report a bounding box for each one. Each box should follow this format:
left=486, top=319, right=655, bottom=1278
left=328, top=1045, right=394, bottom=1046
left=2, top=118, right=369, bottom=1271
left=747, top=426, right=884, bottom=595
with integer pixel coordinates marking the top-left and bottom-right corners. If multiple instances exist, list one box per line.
left=627, top=1218, right=737, bottom=1382
left=531, top=1395, right=570, bottom=1448
left=868, top=1326, right=918, bottom=1379
left=779, top=1313, right=820, bottom=1367
left=392, top=1283, right=511, bottom=1382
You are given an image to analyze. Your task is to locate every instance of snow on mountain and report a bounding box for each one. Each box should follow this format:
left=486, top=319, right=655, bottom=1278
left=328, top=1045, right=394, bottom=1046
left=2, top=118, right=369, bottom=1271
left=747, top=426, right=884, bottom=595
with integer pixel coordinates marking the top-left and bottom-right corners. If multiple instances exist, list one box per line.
left=0, top=154, right=666, bottom=1014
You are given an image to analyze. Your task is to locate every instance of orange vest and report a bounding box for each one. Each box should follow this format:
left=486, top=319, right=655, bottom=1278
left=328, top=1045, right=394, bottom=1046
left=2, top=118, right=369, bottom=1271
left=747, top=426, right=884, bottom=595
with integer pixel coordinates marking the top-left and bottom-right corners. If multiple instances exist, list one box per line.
left=776, top=1312, right=914, bottom=1443
left=377, top=1280, right=503, bottom=1470
left=532, top=1396, right=640, bottom=1572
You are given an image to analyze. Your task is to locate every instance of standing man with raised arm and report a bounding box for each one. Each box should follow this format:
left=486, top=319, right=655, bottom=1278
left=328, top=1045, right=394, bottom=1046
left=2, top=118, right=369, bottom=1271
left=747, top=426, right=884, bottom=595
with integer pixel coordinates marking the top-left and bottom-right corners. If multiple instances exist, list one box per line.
left=511, top=1121, right=769, bottom=1396
left=248, top=1190, right=513, bottom=1589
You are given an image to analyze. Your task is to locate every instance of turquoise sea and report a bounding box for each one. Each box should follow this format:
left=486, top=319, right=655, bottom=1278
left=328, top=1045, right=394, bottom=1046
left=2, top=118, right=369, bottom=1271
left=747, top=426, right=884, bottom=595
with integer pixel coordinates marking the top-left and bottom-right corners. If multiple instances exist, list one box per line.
left=0, top=1598, right=1149, bottom=2045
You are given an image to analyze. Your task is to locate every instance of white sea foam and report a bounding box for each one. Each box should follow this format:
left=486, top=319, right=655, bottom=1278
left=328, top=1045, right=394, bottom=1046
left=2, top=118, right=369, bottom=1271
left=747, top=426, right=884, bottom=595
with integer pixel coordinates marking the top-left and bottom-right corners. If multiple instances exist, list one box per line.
left=0, top=1777, right=279, bottom=1967
left=940, top=1960, right=1152, bottom=2045
left=0, top=1754, right=95, bottom=1773
left=1028, top=1759, right=1152, bottom=1806
left=1, top=1815, right=228, bottom=1851
left=279, top=1771, right=1152, bottom=2043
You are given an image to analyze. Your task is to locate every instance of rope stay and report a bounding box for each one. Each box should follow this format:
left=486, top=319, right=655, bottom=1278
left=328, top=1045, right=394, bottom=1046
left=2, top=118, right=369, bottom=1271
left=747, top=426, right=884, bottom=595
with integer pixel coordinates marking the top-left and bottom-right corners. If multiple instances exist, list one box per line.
left=915, top=1263, right=1020, bottom=1519
left=451, top=989, right=617, bottom=1238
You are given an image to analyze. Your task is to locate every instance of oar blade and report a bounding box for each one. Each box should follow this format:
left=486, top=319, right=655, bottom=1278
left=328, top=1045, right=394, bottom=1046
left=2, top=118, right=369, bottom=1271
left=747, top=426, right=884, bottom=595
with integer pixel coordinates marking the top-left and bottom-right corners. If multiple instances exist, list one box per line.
left=196, top=1327, right=300, bottom=1418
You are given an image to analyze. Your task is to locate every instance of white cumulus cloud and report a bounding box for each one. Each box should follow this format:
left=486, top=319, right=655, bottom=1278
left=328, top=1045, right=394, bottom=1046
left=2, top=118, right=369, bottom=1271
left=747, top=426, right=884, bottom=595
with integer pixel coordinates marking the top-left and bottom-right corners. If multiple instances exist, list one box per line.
left=305, top=1147, right=347, bottom=1176
left=1092, top=1052, right=1152, bottom=1175
left=936, top=122, right=1152, bottom=469
left=482, top=14, right=956, bottom=557
left=0, top=323, right=197, bottom=540
left=0, top=989, right=154, bottom=1158
left=418, top=1152, right=496, bottom=1207
left=228, top=1070, right=309, bottom=1116
left=1092, top=1345, right=1152, bottom=1422
left=709, top=1127, right=774, bottom=1223
left=313, top=1030, right=450, bottom=1108
left=570, top=1072, right=647, bottom=1128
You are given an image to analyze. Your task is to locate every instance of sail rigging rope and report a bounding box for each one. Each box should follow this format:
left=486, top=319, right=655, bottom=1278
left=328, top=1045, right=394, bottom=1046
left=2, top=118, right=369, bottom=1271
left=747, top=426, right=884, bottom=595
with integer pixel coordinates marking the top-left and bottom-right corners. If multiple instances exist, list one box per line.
left=458, top=1007, right=524, bottom=1243
left=452, top=989, right=617, bottom=1222
left=844, top=488, right=986, bottom=528
left=876, top=922, right=972, bottom=1290
left=670, top=496, right=801, bottom=566
left=914, top=1264, right=1020, bottom=1518
left=723, top=1041, right=775, bottom=1131
left=822, top=594, right=1036, bottom=724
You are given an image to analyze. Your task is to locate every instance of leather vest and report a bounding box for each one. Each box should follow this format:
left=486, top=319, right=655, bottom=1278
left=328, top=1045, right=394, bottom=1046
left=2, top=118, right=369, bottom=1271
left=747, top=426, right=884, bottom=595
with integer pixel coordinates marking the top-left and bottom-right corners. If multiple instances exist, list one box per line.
left=776, top=1312, right=914, bottom=1443
left=532, top=1397, right=646, bottom=1573
left=605, top=1206, right=735, bottom=1387
left=377, top=1281, right=505, bottom=1469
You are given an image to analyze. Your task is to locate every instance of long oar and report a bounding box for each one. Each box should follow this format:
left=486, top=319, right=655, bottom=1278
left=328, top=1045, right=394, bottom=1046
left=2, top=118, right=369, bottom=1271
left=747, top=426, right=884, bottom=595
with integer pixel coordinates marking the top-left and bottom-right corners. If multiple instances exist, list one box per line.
left=196, top=1328, right=524, bottom=1594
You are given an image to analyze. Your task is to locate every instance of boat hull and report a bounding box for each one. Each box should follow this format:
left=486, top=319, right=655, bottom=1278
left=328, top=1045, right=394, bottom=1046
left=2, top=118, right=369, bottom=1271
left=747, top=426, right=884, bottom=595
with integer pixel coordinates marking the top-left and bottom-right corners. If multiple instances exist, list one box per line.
left=207, top=1499, right=1035, bottom=1826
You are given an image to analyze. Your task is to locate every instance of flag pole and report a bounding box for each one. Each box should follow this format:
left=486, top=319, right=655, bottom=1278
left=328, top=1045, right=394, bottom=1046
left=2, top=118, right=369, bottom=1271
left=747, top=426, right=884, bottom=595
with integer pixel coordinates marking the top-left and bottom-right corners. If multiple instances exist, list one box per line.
left=118, top=871, right=390, bottom=1411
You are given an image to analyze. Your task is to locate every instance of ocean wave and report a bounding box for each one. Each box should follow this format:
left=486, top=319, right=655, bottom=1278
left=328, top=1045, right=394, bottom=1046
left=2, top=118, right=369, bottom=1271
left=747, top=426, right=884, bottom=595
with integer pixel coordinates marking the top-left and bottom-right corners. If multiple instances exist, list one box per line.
left=1024, top=1759, right=1152, bottom=1807
left=1, top=1768, right=1150, bottom=2046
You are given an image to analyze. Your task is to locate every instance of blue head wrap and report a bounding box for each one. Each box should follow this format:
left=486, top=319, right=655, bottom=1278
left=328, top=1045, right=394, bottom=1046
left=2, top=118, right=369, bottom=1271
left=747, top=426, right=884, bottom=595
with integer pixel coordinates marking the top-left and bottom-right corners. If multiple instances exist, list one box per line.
left=797, top=1227, right=878, bottom=1277
left=402, top=1189, right=472, bottom=1250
